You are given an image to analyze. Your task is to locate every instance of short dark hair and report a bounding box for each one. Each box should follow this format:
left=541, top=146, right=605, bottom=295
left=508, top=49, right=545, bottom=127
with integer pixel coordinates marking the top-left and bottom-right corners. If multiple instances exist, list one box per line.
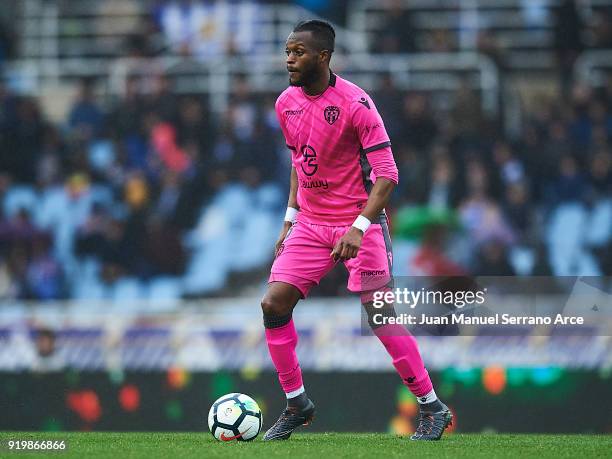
left=293, top=19, right=335, bottom=54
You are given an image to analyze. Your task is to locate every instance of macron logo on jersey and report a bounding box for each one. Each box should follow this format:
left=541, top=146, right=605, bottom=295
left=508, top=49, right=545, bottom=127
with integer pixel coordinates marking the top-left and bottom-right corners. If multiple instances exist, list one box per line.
left=284, top=109, right=304, bottom=117
left=358, top=97, right=370, bottom=109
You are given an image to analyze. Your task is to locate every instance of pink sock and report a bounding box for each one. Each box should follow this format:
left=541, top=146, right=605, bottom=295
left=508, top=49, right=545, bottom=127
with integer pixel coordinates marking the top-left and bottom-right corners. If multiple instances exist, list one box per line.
left=374, top=324, right=433, bottom=397
left=265, top=319, right=304, bottom=394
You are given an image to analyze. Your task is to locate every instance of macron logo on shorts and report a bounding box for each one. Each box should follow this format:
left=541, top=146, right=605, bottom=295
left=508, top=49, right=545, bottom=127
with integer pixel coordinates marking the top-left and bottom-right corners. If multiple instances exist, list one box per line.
left=361, top=270, right=386, bottom=277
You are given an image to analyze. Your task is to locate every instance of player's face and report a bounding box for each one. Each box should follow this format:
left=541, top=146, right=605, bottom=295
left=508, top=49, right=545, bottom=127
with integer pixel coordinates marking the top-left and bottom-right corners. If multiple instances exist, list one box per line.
left=285, top=31, right=326, bottom=87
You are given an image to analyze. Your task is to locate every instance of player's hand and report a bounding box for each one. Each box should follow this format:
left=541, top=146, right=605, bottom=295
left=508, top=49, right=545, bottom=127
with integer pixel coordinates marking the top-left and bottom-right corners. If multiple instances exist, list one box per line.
left=274, top=221, right=293, bottom=257
left=331, top=227, right=363, bottom=262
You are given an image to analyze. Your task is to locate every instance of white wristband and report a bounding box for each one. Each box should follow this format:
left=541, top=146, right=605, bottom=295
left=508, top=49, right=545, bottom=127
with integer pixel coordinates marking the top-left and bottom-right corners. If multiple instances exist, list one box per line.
left=352, top=215, right=371, bottom=233
left=284, top=207, right=299, bottom=223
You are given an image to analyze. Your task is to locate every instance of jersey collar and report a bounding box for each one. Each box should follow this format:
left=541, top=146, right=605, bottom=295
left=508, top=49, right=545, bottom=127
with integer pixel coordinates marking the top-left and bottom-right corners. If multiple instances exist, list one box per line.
left=329, top=71, right=336, bottom=87
left=301, top=70, right=336, bottom=100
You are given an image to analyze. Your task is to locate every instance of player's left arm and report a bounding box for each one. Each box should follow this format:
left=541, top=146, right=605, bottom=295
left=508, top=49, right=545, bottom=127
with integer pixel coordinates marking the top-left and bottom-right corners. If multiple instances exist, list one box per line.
left=359, top=176, right=396, bottom=222
left=331, top=171, right=397, bottom=262
left=331, top=96, right=398, bottom=262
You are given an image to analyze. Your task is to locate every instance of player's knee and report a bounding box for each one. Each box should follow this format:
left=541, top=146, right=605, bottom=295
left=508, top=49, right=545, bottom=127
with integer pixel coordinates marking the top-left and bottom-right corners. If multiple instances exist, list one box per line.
left=261, top=295, right=293, bottom=329
left=261, top=283, right=301, bottom=328
left=362, top=301, right=397, bottom=330
left=261, top=295, right=291, bottom=318
left=260, top=296, right=275, bottom=316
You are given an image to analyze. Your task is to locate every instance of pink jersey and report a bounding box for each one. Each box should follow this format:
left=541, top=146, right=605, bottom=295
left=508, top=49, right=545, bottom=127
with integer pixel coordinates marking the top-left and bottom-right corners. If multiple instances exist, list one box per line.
left=276, top=72, right=396, bottom=225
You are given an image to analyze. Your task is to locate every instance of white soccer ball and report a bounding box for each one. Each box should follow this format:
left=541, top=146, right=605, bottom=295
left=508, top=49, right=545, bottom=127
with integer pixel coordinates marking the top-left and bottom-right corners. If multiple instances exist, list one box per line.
left=208, top=393, right=263, bottom=441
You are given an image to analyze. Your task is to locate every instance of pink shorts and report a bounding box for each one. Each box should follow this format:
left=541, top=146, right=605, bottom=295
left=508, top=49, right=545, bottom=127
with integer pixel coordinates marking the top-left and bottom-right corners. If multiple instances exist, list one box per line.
left=269, top=217, right=393, bottom=298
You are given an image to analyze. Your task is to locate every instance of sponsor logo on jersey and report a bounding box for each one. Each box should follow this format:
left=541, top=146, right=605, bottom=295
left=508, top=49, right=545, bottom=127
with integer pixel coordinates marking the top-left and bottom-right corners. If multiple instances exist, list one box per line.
left=300, top=179, right=328, bottom=190
left=365, top=123, right=382, bottom=135
left=300, top=145, right=318, bottom=176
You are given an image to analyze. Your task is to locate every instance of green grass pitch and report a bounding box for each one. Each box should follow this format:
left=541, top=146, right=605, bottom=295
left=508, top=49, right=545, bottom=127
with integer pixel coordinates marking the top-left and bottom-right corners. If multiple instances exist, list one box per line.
left=1, top=432, right=610, bottom=458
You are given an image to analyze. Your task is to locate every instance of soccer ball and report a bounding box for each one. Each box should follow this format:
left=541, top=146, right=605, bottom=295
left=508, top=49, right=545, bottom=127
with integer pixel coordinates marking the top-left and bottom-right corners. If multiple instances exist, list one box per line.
left=208, top=393, right=263, bottom=441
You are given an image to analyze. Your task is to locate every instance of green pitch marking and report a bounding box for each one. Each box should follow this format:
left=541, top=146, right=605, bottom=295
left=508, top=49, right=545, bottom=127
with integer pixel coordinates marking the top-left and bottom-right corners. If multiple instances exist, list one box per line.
left=0, top=432, right=610, bottom=458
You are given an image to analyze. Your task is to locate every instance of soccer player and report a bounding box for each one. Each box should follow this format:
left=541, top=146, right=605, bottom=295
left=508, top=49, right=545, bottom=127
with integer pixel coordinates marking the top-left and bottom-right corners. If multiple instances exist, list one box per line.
left=261, top=20, right=452, bottom=441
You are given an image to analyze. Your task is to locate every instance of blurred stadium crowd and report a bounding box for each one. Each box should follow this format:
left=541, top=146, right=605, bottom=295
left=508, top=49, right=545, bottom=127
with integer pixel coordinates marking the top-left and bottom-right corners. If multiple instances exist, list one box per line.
left=0, top=0, right=611, bottom=301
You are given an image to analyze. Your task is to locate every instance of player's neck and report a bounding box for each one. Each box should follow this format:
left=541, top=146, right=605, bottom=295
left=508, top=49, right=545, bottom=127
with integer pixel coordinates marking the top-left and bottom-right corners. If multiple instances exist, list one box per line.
left=302, top=68, right=332, bottom=96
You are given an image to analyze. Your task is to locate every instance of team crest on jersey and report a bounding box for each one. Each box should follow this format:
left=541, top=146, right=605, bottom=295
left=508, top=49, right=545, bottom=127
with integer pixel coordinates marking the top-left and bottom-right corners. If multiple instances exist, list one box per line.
left=324, top=106, right=340, bottom=125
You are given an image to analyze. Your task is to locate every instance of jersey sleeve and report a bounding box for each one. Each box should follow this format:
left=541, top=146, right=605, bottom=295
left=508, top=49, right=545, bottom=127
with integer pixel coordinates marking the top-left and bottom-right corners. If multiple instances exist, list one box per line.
left=366, top=146, right=399, bottom=184
left=275, top=96, right=294, bottom=149
left=350, top=94, right=391, bottom=153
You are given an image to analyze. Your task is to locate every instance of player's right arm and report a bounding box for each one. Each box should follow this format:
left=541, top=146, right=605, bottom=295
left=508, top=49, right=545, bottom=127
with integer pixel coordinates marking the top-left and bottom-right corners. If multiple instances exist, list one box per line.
left=274, top=94, right=299, bottom=256
left=275, top=166, right=299, bottom=256
left=287, top=165, right=299, bottom=211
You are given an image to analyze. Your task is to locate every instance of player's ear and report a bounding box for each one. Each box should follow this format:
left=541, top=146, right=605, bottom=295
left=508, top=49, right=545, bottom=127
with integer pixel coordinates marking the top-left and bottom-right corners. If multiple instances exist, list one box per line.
left=319, top=49, right=330, bottom=64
